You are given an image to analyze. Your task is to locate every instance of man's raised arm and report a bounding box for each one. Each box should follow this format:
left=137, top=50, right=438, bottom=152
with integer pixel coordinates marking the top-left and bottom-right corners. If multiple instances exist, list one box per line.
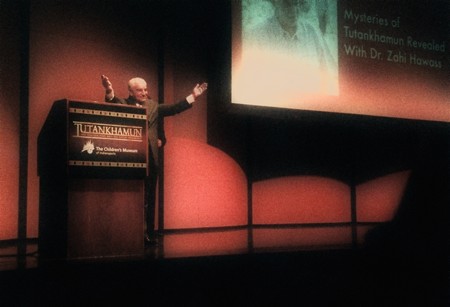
left=186, top=82, right=208, bottom=103
left=101, top=75, right=115, bottom=101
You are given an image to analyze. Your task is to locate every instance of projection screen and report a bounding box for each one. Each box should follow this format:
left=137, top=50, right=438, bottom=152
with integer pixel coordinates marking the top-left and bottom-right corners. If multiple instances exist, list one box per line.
left=231, top=0, right=449, bottom=122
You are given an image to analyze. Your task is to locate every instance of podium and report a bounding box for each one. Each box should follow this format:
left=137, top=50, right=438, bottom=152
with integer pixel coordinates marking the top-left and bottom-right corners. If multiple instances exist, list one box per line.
left=38, top=99, right=148, bottom=259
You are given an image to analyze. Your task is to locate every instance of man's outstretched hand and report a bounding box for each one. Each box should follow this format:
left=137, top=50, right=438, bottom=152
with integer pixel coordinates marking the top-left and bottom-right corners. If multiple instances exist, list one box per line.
left=101, top=75, right=113, bottom=93
left=192, top=82, right=208, bottom=98
left=101, top=75, right=115, bottom=101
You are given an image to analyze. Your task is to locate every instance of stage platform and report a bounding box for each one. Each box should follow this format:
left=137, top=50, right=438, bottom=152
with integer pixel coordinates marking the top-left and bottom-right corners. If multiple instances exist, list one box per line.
left=0, top=226, right=447, bottom=306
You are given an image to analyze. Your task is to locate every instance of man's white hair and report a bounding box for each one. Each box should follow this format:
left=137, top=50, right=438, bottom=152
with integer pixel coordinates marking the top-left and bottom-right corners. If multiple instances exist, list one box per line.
left=128, top=77, right=147, bottom=90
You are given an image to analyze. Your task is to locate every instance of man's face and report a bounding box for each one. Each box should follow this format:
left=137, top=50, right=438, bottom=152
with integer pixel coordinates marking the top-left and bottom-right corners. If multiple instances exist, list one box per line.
left=129, top=80, right=148, bottom=103
left=273, top=0, right=309, bottom=30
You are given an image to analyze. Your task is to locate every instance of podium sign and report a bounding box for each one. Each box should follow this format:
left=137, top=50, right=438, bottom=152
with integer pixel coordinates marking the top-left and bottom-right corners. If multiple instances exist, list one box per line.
left=39, top=99, right=148, bottom=178
left=67, top=100, right=148, bottom=177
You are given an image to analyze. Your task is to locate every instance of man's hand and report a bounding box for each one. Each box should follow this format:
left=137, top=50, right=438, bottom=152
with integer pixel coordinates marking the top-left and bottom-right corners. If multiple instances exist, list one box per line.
left=192, top=82, right=208, bottom=98
left=101, top=75, right=113, bottom=92
left=101, top=75, right=115, bottom=101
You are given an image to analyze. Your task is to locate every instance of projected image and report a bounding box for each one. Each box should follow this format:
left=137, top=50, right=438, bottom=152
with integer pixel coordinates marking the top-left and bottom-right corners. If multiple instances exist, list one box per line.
left=233, top=0, right=338, bottom=108
left=232, top=0, right=449, bottom=122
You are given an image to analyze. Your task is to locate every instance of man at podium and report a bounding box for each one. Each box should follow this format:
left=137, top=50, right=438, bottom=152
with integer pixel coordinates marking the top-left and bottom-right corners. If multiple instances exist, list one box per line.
left=101, top=75, right=207, bottom=245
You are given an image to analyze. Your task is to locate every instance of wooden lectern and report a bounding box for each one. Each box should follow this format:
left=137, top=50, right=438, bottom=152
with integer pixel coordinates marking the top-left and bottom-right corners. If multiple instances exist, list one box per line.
left=38, top=99, right=148, bottom=259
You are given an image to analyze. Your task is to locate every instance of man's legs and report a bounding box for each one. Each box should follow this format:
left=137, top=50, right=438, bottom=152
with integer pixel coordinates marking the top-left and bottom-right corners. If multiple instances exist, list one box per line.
left=145, top=161, right=158, bottom=244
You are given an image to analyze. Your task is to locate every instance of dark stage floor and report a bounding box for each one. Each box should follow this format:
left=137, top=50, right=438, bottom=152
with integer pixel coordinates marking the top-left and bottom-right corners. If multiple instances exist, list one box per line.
left=0, top=227, right=448, bottom=306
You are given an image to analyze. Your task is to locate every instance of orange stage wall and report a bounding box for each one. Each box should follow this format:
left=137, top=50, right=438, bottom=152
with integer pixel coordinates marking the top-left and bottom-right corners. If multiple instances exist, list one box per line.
left=0, top=1, right=419, bottom=243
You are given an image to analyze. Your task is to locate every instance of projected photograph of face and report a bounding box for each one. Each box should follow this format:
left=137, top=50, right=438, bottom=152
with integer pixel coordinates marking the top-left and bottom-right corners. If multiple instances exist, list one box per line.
left=233, top=0, right=338, bottom=107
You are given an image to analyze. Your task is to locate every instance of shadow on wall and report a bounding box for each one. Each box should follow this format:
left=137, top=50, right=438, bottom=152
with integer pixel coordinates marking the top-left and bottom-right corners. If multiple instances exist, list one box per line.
left=363, top=139, right=449, bottom=260
left=163, top=137, right=248, bottom=230
left=252, top=170, right=411, bottom=226
left=164, top=137, right=412, bottom=243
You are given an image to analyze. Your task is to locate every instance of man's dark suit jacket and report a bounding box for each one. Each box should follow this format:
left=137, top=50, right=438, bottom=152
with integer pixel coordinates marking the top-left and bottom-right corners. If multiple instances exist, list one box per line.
left=107, top=95, right=192, bottom=166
